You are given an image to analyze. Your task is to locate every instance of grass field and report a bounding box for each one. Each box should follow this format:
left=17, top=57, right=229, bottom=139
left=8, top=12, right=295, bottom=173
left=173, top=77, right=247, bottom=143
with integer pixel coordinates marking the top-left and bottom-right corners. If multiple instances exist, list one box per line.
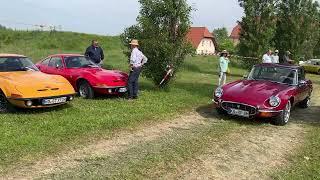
left=1, top=30, right=320, bottom=178
left=0, top=29, right=248, bottom=172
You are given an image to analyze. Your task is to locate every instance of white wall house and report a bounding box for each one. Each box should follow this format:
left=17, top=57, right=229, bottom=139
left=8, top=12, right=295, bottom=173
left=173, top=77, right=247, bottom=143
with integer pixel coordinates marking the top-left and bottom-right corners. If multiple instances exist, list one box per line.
left=196, top=38, right=216, bottom=55
left=187, top=27, right=217, bottom=55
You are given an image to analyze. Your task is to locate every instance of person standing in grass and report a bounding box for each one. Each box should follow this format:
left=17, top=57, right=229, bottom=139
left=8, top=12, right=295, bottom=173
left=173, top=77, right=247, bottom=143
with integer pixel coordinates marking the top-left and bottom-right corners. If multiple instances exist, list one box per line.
left=218, top=50, right=230, bottom=86
left=262, top=50, right=272, bottom=63
left=272, top=50, right=280, bottom=64
left=128, top=39, right=148, bottom=100
left=85, top=40, right=104, bottom=66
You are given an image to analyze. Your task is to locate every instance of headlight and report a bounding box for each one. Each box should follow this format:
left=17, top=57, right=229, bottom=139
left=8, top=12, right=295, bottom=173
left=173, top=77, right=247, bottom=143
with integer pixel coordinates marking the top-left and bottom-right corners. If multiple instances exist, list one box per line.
left=215, top=87, right=223, bottom=98
left=269, top=96, right=281, bottom=107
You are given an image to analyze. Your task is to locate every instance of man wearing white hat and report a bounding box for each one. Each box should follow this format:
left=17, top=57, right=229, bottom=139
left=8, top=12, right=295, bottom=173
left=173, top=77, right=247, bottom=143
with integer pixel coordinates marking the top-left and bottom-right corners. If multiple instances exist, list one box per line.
left=272, top=50, right=279, bottom=64
left=128, top=39, right=148, bottom=100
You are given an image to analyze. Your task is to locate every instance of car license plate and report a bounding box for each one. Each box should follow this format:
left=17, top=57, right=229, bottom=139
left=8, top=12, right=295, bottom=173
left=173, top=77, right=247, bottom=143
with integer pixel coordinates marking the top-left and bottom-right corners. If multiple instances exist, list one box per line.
left=42, top=97, right=67, bottom=105
left=228, top=108, right=249, bottom=118
left=118, top=87, right=127, bottom=93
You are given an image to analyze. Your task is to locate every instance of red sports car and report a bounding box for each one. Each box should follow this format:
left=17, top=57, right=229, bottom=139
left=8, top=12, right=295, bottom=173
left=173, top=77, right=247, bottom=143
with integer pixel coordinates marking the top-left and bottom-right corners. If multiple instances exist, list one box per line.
left=213, top=63, right=313, bottom=126
left=36, top=54, right=128, bottom=99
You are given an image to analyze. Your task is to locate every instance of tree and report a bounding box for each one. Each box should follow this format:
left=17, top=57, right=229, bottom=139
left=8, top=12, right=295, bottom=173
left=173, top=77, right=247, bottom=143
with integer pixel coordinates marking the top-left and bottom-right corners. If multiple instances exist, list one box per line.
left=0, top=24, right=6, bottom=30
left=238, top=0, right=277, bottom=68
left=274, top=0, right=320, bottom=61
left=213, top=27, right=235, bottom=53
left=121, top=0, right=193, bottom=87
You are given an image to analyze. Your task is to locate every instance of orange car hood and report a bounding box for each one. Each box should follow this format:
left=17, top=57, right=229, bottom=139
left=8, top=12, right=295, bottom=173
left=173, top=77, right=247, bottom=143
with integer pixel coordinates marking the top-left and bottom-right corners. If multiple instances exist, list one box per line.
left=0, top=71, right=75, bottom=98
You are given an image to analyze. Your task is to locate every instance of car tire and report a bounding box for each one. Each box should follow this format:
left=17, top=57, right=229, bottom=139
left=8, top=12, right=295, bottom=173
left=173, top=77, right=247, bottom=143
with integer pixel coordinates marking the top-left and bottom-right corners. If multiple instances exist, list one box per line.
left=78, top=81, right=95, bottom=99
left=272, top=101, right=291, bottom=126
left=0, top=91, right=15, bottom=113
left=299, top=96, right=311, bottom=109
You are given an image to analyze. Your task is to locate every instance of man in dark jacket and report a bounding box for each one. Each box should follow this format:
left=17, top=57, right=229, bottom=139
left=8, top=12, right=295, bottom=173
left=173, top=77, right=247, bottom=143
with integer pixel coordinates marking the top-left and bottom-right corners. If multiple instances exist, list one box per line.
left=85, top=40, right=104, bottom=65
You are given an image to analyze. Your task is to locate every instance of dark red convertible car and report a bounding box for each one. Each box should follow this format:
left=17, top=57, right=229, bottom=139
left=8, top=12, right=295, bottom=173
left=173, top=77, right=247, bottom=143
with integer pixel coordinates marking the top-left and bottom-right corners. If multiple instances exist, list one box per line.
left=36, top=54, right=128, bottom=99
left=213, top=63, right=313, bottom=126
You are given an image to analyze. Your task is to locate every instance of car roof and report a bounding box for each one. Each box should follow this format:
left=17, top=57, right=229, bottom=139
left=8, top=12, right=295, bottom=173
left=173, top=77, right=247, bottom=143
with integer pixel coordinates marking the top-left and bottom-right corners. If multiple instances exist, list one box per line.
left=255, top=63, right=300, bottom=69
left=49, top=54, right=84, bottom=57
left=0, top=53, right=27, bottom=58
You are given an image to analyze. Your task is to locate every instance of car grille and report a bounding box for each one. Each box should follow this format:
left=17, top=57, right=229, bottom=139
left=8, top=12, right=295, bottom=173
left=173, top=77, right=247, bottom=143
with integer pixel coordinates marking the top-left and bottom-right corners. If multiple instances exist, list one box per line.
left=221, top=102, right=257, bottom=115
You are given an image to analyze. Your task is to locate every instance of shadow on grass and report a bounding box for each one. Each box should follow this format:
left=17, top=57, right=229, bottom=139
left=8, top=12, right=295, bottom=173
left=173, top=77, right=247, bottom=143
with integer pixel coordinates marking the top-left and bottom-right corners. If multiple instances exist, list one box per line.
left=196, top=104, right=268, bottom=126
left=8, top=104, right=73, bottom=115
left=196, top=103, right=320, bottom=127
left=290, top=105, right=320, bottom=125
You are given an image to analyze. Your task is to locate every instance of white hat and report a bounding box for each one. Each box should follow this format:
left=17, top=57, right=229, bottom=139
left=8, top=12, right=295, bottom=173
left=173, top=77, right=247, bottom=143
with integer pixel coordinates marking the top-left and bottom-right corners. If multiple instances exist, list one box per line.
left=129, top=39, right=139, bottom=46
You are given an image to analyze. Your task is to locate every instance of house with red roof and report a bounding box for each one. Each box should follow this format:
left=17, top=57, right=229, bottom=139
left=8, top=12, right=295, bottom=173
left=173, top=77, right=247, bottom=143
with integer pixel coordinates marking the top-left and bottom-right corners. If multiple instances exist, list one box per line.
left=186, top=27, right=217, bottom=55
left=230, top=24, right=241, bottom=45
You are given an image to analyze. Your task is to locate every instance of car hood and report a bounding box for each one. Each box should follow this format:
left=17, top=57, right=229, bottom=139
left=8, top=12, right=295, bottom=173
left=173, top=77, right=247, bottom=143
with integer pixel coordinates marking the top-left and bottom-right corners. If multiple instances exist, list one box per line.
left=0, top=71, right=75, bottom=97
left=221, top=80, right=291, bottom=106
left=80, top=68, right=128, bottom=81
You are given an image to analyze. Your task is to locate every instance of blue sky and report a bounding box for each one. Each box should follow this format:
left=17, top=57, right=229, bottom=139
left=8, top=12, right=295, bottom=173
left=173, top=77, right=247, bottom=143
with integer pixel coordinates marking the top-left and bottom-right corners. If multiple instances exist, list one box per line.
left=0, top=0, right=243, bottom=35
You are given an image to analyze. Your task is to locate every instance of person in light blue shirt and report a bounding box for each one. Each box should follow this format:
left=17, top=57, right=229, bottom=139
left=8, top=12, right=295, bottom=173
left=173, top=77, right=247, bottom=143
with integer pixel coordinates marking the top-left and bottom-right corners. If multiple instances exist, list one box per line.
left=218, top=50, right=230, bottom=86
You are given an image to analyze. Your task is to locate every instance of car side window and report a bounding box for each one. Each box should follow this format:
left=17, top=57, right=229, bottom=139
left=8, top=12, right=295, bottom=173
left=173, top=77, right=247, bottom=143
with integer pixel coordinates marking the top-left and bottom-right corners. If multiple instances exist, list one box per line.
left=41, top=58, right=51, bottom=66
left=48, top=57, right=63, bottom=68
left=298, top=68, right=305, bottom=81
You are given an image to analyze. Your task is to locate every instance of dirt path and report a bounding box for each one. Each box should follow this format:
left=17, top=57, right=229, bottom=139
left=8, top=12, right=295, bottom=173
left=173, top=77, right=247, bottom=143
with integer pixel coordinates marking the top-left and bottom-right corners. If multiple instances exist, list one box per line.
left=2, top=112, right=210, bottom=180
left=3, top=85, right=319, bottom=179
left=163, top=85, right=320, bottom=180
left=163, top=123, right=305, bottom=180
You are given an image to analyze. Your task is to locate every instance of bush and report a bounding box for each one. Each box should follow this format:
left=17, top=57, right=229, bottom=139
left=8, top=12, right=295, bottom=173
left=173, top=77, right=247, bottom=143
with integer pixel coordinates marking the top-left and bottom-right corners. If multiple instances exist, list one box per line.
left=121, top=0, right=194, bottom=87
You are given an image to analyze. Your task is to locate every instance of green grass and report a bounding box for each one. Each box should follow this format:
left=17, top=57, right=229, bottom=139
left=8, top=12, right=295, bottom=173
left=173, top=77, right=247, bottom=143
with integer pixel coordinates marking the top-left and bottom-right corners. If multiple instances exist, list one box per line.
left=0, top=30, right=248, bottom=172
left=272, top=125, right=320, bottom=180
left=43, top=121, right=242, bottom=179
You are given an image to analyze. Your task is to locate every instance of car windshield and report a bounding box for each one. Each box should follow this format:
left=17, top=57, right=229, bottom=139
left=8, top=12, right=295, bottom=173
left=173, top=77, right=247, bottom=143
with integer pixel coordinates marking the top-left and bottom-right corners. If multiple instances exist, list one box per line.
left=0, top=57, right=39, bottom=72
left=65, top=56, right=98, bottom=68
left=248, top=66, right=297, bottom=85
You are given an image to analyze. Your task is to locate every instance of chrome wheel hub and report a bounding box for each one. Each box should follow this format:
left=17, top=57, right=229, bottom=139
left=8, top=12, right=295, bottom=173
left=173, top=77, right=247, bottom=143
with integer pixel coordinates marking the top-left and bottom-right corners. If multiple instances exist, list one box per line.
left=284, top=102, right=291, bottom=123
left=79, top=86, right=87, bottom=97
left=307, top=98, right=311, bottom=107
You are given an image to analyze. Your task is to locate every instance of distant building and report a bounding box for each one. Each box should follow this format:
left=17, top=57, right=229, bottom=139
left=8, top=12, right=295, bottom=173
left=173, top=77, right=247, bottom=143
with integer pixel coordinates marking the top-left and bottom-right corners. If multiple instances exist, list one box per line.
left=187, top=27, right=217, bottom=55
left=230, top=24, right=241, bottom=45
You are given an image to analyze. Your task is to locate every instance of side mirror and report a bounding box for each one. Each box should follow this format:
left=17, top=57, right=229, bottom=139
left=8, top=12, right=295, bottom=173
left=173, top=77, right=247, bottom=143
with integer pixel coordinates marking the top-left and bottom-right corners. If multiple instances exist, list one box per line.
left=56, top=64, right=62, bottom=69
left=298, top=80, right=307, bottom=86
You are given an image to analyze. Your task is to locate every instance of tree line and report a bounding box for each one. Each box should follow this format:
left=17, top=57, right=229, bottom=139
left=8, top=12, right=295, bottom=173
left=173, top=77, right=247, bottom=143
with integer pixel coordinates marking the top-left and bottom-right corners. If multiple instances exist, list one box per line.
left=238, top=0, right=320, bottom=68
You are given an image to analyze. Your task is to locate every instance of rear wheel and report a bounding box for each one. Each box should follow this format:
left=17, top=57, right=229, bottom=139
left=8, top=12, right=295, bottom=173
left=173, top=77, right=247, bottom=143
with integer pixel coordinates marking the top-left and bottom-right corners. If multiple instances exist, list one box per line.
left=78, top=81, right=95, bottom=99
left=0, top=91, right=15, bottom=113
left=299, top=96, right=311, bottom=108
left=273, top=101, right=291, bottom=126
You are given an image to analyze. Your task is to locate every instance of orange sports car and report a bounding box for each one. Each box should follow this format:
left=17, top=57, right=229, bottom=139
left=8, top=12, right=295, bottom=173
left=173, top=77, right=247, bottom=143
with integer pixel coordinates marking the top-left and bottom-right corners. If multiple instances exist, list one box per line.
left=0, top=54, right=76, bottom=112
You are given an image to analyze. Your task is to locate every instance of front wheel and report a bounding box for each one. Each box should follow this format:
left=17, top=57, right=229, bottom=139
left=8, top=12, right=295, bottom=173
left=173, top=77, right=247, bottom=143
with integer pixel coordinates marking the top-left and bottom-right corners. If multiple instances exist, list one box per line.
left=78, top=81, right=95, bottom=99
left=0, top=91, right=15, bottom=113
left=272, top=101, right=291, bottom=126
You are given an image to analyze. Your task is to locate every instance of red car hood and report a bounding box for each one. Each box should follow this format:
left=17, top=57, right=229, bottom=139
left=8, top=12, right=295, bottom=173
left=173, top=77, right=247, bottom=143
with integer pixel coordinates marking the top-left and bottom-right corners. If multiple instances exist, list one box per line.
left=221, top=80, right=291, bottom=106
left=81, top=68, right=128, bottom=81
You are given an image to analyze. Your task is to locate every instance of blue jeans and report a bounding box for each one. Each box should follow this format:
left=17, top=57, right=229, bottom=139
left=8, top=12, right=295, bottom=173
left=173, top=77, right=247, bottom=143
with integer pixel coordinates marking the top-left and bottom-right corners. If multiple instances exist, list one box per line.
left=128, top=67, right=142, bottom=98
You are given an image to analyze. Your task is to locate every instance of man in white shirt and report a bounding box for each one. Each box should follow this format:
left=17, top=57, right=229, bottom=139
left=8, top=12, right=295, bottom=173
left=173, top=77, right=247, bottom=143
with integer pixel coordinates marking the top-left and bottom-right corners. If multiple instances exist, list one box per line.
left=128, top=39, right=148, bottom=100
left=262, top=50, right=272, bottom=63
left=272, top=50, right=280, bottom=63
